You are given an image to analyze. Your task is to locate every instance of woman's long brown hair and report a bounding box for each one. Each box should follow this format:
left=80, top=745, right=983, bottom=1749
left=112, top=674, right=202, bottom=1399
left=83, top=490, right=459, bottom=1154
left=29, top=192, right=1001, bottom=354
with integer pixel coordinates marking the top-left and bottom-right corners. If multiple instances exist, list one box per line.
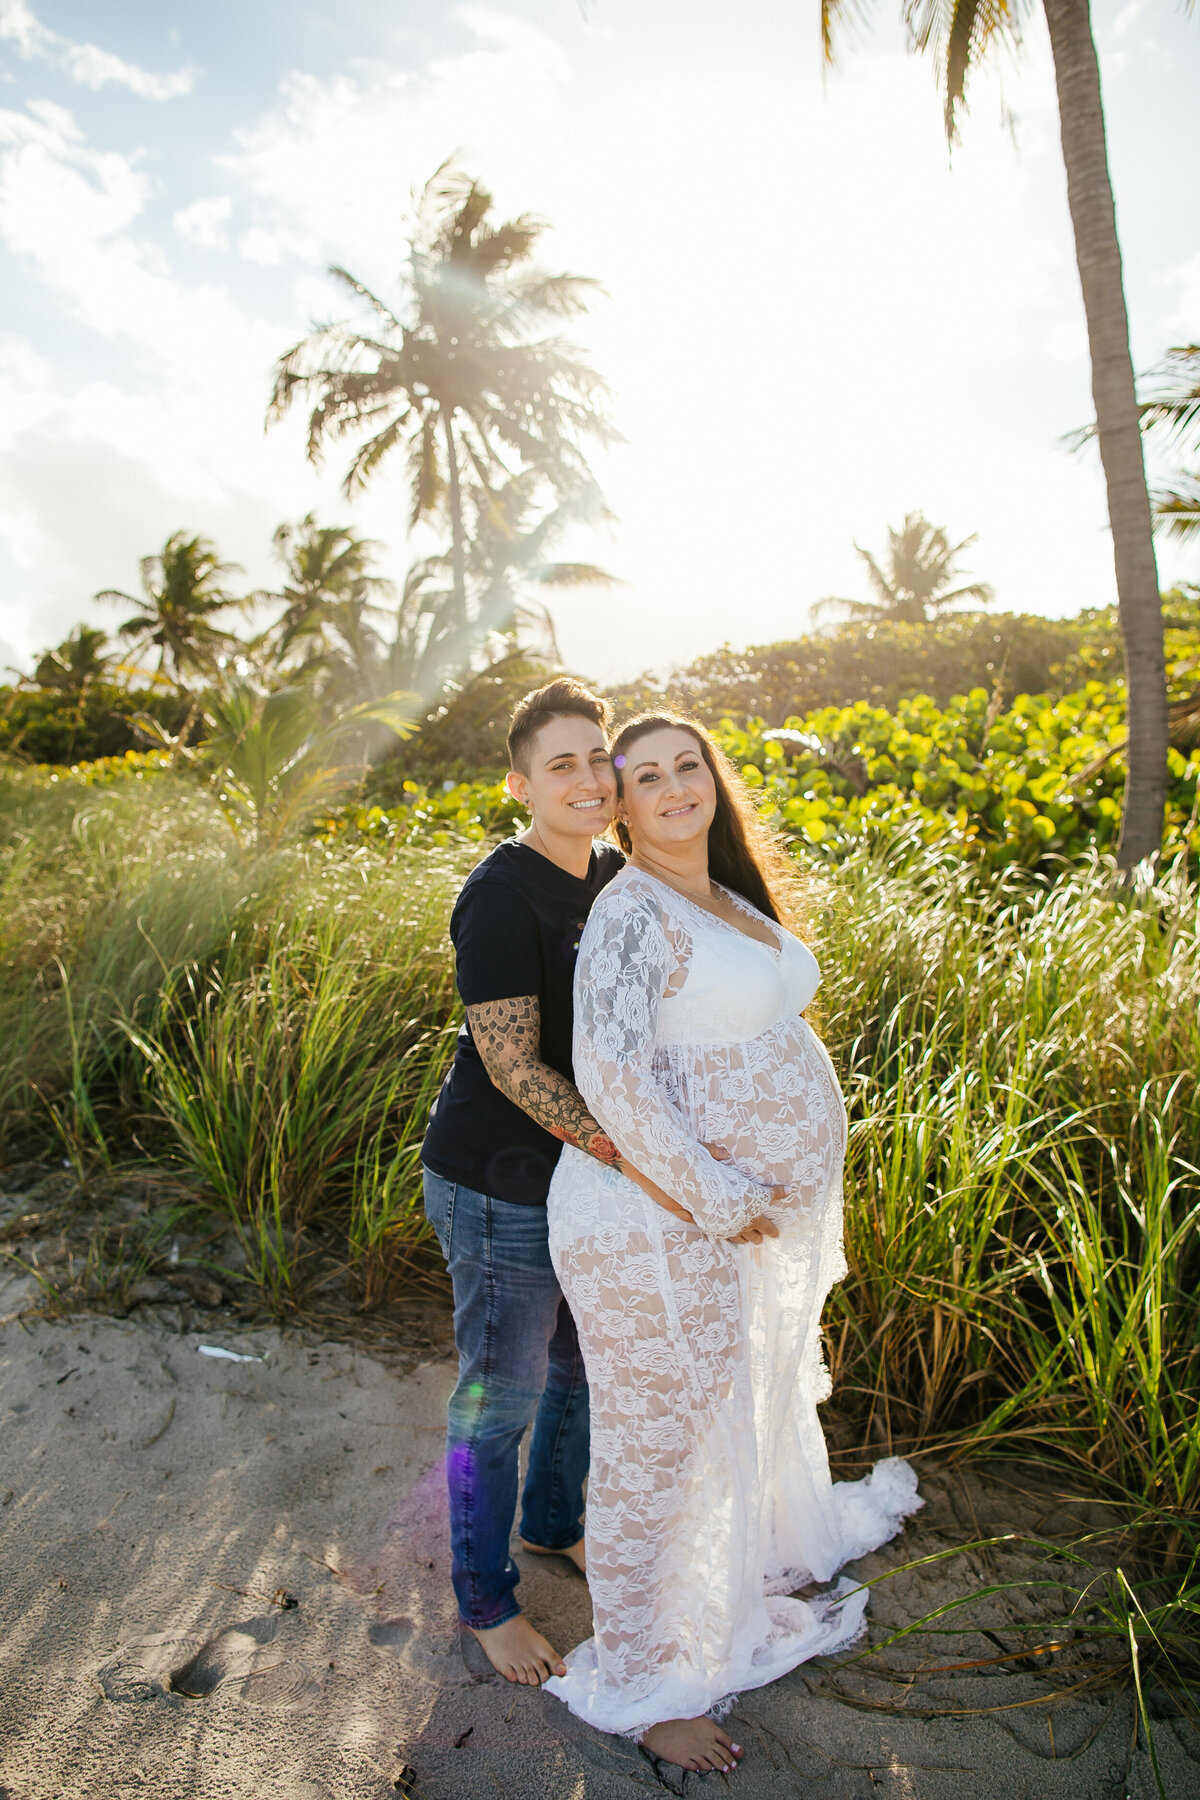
left=609, top=711, right=801, bottom=927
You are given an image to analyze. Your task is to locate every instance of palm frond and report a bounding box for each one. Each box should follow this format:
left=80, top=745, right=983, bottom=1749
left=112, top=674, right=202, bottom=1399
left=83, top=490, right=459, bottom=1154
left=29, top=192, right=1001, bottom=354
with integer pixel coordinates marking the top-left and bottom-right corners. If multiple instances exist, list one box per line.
left=901, top=0, right=1030, bottom=142
left=821, top=0, right=863, bottom=64
left=1140, top=345, right=1200, bottom=455
left=327, top=266, right=405, bottom=332
left=855, top=544, right=900, bottom=608
left=1152, top=478, right=1200, bottom=541
left=408, top=414, right=444, bottom=529
left=811, top=593, right=871, bottom=620
left=341, top=416, right=408, bottom=497
left=930, top=579, right=994, bottom=610
left=533, top=561, right=619, bottom=588
left=325, top=689, right=422, bottom=742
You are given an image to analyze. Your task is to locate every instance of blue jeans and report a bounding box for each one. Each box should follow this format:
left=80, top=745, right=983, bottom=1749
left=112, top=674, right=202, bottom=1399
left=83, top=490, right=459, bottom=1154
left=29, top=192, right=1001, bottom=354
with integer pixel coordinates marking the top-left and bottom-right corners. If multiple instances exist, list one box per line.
left=422, top=1168, right=589, bottom=1629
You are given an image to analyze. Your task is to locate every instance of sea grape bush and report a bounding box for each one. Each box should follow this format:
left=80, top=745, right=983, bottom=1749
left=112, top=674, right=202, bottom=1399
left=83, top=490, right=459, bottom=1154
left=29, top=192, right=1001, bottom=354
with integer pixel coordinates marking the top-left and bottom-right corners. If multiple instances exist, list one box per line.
left=24, top=677, right=1200, bottom=869
left=315, top=678, right=1200, bottom=869
left=315, top=777, right=523, bottom=848
left=715, top=683, right=1200, bottom=868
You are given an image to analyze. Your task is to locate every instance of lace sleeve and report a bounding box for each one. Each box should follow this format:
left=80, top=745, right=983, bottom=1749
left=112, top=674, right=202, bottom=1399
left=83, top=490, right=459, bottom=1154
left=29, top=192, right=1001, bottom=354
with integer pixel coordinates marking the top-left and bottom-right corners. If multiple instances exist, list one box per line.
left=572, top=889, right=772, bottom=1238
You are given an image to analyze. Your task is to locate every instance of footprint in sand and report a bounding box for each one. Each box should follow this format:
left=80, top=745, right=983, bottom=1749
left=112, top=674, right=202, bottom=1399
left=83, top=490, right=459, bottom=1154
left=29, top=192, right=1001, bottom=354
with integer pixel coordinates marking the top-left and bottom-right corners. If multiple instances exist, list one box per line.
left=169, top=1612, right=281, bottom=1696
left=96, top=1612, right=321, bottom=1708
left=95, top=1631, right=205, bottom=1702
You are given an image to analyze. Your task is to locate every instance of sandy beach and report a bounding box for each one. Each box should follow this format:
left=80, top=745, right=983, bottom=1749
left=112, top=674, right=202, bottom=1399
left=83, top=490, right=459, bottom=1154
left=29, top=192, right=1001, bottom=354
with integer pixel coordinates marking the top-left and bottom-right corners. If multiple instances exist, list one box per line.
left=0, top=1303, right=1195, bottom=1800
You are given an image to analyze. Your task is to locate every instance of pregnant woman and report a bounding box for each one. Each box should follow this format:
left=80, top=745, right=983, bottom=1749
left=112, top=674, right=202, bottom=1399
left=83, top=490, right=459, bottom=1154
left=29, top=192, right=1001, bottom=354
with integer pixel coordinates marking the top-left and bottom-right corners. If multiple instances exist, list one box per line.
left=544, top=712, right=921, bottom=1774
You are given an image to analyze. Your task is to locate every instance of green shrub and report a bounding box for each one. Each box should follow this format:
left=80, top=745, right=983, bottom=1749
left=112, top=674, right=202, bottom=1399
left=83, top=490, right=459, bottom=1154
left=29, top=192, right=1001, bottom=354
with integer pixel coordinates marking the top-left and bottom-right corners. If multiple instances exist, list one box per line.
left=321, top=673, right=1200, bottom=871
left=607, top=609, right=1124, bottom=723
left=0, top=684, right=189, bottom=764
left=715, top=686, right=1200, bottom=868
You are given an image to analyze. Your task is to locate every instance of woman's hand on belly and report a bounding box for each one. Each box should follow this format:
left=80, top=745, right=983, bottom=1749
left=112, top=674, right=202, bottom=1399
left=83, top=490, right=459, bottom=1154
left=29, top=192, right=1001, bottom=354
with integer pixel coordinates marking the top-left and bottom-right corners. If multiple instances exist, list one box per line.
left=612, top=1139, right=745, bottom=1229
left=617, top=1159, right=697, bottom=1225
left=727, top=1207, right=784, bottom=1246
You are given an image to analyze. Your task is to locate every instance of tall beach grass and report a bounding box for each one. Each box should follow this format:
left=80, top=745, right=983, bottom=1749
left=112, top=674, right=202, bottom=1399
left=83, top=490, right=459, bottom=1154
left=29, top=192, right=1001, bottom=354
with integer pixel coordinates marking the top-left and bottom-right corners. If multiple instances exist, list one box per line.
left=0, top=766, right=472, bottom=1302
left=3, top=762, right=1198, bottom=1534
left=817, top=837, right=1199, bottom=1536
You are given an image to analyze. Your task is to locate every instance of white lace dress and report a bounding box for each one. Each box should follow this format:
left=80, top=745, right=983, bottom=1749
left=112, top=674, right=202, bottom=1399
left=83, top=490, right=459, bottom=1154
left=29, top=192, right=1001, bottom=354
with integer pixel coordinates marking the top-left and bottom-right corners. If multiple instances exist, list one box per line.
left=544, top=866, right=921, bottom=1739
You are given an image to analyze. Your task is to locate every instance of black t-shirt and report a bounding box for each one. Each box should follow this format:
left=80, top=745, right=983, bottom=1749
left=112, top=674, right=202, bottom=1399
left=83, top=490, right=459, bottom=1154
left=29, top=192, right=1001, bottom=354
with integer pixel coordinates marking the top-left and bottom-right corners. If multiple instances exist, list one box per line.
left=422, top=838, right=624, bottom=1205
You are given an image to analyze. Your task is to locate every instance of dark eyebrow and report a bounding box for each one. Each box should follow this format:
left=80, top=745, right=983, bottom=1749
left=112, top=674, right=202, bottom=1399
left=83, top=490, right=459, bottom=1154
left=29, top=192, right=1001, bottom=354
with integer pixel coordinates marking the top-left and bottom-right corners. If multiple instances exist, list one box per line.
left=542, top=743, right=609, bottom=765
left=632, top=748, right=696, bottom=773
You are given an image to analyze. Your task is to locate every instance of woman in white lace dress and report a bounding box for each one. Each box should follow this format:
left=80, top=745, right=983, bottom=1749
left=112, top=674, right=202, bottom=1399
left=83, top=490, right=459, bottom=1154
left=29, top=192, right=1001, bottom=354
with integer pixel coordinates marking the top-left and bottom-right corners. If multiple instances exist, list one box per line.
left=544, top=714, right=921, bottom=1774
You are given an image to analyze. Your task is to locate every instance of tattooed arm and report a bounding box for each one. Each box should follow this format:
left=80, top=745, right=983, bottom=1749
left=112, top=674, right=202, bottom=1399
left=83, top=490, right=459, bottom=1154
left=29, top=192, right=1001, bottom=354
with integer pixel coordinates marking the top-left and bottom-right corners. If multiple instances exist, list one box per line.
left=467, top=995, right=622, bottom=1166
left=466, top=996, right=781, bottom=1239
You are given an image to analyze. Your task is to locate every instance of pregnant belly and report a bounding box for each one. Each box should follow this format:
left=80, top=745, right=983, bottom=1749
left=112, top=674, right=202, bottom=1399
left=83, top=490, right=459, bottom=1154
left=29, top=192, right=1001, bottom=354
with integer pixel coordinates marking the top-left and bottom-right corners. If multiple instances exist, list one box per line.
left=708, top=1120, right=840, bottom=1194
left=669, top=1019, right=846, bottom=1199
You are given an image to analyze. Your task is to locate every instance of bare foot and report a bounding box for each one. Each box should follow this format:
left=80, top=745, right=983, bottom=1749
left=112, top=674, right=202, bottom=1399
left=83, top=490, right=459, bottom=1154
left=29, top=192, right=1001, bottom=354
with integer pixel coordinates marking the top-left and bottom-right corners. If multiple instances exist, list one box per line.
left=467, top=1614, right=566, bottom=1685
left=644, top=1713, right=737, bottom=1771
left=519, top=1536, right=587, bottom=1576
left=641, top=1718, right=742, bottom=1774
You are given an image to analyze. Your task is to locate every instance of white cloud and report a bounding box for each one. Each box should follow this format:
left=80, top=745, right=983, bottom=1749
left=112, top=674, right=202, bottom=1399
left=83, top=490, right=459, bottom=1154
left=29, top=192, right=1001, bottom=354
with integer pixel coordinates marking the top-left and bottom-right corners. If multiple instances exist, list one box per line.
left=0, top=101, right=283, bottom=379
left=238, top=224, right=302, bottom=266
left=1110, top=0, right=1147, bottom=42
left=0, top=100, right=338, bottom=669
left=1159, top=250, right=1200, bottom=340
left=0, top=0, right=196, bottom=100
left=174, top=194, right=233, bottom=251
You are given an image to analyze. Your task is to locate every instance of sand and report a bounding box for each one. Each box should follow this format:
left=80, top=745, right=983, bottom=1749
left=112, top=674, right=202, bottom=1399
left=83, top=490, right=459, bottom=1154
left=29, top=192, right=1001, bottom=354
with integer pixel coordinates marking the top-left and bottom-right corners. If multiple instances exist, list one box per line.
left=1, top=1303, right=1197, bottom=1800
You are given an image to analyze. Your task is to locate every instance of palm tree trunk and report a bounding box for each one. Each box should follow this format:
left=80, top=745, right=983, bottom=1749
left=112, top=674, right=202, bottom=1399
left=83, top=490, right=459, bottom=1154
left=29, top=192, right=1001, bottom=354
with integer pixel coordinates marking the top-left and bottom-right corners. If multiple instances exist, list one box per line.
left=1042, top=0, right=1166, bottom=867
left=443, top=409, right=468, bottom=626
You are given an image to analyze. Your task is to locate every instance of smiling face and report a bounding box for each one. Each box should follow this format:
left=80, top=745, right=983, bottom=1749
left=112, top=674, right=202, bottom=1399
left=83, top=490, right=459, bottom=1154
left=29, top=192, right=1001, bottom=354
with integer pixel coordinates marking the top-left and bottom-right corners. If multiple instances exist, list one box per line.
left=617, top=726, right=717, bottom=857
left=505, top=713, right=617, bottom=839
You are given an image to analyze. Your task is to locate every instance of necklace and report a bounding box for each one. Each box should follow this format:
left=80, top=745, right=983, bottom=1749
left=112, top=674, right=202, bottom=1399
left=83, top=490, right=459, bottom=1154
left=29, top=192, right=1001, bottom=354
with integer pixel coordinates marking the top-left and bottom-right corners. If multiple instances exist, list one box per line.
left=630, top=854, right=716, bottom=908
left=632, top=855, right=782, bottom=954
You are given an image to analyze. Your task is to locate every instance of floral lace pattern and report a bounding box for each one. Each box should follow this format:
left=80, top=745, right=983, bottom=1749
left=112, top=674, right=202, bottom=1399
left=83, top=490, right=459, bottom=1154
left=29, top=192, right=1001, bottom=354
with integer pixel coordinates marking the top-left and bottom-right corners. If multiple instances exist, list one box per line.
left=544, top=868, right=922, bottom=1739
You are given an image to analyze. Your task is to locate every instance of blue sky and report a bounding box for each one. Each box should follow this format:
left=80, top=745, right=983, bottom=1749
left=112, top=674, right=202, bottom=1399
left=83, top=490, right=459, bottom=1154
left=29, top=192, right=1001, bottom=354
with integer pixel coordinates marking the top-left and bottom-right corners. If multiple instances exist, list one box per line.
left=1, top=0, right=1198, bottom=685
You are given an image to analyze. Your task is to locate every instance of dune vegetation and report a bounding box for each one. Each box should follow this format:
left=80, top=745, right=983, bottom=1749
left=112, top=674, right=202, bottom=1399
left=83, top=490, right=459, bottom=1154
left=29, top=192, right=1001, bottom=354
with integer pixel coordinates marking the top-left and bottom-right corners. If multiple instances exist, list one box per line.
left=4, top=744, right=1197, bottom=1519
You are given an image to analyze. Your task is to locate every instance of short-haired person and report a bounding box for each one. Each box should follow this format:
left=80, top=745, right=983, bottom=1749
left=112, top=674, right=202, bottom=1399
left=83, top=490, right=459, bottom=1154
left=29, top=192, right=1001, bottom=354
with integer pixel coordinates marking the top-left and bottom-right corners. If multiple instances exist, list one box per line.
left=420, top=679, right=630, bottom=1684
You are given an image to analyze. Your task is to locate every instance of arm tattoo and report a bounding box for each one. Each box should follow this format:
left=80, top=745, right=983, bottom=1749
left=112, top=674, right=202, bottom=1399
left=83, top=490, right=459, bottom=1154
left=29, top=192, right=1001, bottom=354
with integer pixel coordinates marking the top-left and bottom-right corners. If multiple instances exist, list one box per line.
left=467, top=996, right=620, bottom=1164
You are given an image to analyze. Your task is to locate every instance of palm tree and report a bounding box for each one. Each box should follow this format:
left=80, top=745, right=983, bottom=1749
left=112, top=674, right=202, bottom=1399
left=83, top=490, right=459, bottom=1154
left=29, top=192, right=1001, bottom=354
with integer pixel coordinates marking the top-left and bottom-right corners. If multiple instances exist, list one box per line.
left=267, top=514, right=395, bottom=660
left=198, top=683, right=420, bottom=847
left=132, top=680, right=421, bottom=848
left=377, top=556, right=463, bottom=702
left=258, top=513, right=397, bottom=707
left=33, top=625, right=114, bottom=692
left=267, top=161, right=617, bottom=646
left=466, top=471, right=617, bottom=649
left=97, top=531, right=243, bottom=688
left=373, top=475, right=615, bottom=705
left=816, top=512, right=992, bottom=624
left=822, top=0, right=1175, bottom=866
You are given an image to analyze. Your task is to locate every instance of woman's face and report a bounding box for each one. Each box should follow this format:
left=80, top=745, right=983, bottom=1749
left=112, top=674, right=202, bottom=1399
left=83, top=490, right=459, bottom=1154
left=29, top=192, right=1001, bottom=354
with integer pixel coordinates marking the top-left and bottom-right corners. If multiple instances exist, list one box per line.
left=505, top=713, right=617, bottom=837
left=617, top=727, right=717, bottom=858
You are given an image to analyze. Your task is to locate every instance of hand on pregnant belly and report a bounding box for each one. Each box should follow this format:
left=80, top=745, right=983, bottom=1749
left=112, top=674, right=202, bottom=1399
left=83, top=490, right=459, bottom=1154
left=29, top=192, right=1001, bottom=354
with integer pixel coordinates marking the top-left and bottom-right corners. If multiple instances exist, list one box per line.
left=728, top=1208, right=783, bottom=1245
left=618, top=1137, right=770, bottom=1230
